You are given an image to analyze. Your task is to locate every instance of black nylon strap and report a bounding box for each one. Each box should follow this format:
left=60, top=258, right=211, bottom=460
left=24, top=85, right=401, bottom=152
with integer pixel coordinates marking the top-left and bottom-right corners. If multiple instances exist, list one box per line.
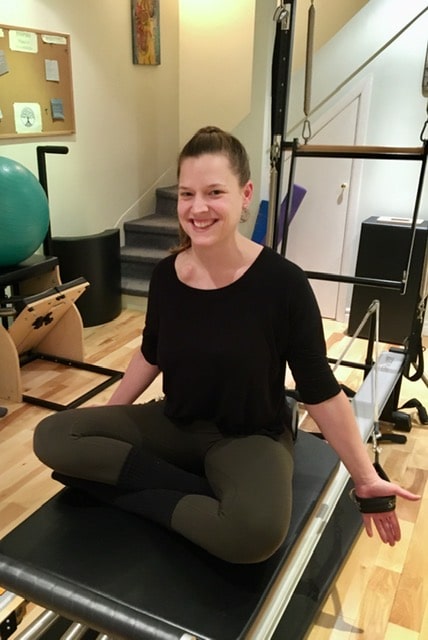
left=349, top=460, right=396, bottom=513
left=349, top=490, right=396, bottom=513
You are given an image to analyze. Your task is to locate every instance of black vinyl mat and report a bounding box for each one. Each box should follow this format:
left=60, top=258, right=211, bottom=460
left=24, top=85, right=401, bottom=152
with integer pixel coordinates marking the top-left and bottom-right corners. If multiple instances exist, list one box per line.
left=0, top=431, right=340, bottom=640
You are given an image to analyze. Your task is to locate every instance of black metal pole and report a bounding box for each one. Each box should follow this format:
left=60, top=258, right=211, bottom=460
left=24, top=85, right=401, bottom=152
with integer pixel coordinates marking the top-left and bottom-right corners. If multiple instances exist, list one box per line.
left=267, top=1, right=297, bottom=250
left=280, top=138, right=298, bottom=256
left=36, top=146, right=69, bottom=256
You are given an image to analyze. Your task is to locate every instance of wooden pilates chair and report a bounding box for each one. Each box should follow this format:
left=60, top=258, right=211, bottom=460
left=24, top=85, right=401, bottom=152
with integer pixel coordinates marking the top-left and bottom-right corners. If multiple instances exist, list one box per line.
left=0, top=278, right=123, bottom=411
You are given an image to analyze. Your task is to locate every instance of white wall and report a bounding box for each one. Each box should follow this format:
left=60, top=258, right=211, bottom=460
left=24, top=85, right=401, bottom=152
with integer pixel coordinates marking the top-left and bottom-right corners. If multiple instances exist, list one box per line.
left=0, top=0, right=179, bottom=238
left=292, top=0, right=370, bottom=71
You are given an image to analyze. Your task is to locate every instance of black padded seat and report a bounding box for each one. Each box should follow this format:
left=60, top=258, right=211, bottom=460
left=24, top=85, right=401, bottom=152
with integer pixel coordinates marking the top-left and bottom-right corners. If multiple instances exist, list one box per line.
left=0, top=431, right=339, bottom=640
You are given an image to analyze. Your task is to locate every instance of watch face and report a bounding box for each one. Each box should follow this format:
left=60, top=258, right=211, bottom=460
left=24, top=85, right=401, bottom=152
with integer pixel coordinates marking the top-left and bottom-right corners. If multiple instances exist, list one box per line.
left=20, top=106, right=36, bottom=127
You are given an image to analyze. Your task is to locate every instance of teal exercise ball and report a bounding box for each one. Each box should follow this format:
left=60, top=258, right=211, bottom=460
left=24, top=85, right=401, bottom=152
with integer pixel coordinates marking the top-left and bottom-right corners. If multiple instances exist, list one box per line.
left=0, top=156, right=50, bottom=267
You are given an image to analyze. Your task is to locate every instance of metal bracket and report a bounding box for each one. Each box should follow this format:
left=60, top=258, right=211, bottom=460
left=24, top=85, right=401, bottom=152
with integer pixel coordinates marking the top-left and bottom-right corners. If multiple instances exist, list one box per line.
left=273, top=3, right=291, bottom=30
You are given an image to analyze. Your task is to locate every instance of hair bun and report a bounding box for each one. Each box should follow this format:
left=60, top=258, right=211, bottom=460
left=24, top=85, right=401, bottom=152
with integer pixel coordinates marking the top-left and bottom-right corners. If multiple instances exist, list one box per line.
left=199, top=125, right=222, bottom=134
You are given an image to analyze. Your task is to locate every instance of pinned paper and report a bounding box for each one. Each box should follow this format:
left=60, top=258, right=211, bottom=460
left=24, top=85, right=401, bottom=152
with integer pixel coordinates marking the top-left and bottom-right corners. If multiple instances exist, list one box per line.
left=9, top=30, right=38, bottom=53
left=50, top=98, right=65, bottom=121
left=45, top=59, right=60, bottom=82
left=13, top=102, right=43, bottom=133
left=42, top=34, right=67, bottom=45
left=0, top=50, right=8, bottom=75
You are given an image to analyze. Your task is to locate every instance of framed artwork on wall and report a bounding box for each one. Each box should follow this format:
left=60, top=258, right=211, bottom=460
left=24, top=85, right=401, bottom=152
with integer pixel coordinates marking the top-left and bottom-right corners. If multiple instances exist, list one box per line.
left=131, top=0, right=161, bottom=65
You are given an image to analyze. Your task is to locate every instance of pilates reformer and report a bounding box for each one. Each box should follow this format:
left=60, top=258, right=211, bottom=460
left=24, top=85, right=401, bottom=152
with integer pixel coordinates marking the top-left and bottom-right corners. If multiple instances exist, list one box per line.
left=0, top=341, right=406, bottom=640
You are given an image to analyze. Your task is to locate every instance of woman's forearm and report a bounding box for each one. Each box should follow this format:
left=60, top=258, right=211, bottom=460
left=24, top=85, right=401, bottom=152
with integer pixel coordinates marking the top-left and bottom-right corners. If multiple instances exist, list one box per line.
left=107, top=349, right=160, bottom=405
left=305, top=390, right=379, bottom=489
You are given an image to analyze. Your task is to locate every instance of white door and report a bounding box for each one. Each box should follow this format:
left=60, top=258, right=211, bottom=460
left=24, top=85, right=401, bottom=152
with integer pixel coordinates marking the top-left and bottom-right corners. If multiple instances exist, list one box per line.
left=283, top=93, right=363, bottom=319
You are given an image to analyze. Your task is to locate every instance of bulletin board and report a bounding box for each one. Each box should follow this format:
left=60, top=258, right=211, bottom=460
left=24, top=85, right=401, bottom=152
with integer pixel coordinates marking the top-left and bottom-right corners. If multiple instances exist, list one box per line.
left=0, top=24, right=75, bottom=139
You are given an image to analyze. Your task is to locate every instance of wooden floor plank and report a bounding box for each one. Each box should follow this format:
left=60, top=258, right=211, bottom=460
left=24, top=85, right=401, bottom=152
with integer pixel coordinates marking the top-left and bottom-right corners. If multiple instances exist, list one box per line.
left=384, top=622, right=419, bottom=640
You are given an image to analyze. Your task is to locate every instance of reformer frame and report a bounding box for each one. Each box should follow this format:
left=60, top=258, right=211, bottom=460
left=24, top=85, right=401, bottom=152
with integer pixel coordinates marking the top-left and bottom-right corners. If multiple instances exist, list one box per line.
left=280, top=140, right=428, bottom=296
left=0, top=349, right=405, bottom=640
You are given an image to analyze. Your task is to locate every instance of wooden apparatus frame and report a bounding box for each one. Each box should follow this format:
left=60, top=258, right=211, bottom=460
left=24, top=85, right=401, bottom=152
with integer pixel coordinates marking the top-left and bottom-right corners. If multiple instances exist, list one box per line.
left=0, top=259, right=123, bottom=411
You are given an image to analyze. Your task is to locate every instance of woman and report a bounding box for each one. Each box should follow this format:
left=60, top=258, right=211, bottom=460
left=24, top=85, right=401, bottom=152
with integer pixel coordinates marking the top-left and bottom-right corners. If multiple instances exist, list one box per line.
left=34, top=126, right=418, bottom=564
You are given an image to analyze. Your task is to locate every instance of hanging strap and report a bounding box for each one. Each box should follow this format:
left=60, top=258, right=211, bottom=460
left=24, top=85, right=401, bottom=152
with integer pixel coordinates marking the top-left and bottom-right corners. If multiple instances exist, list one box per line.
left=350, top=458, right=396, bottom=513
left=341, top=300, right=397, bottom=513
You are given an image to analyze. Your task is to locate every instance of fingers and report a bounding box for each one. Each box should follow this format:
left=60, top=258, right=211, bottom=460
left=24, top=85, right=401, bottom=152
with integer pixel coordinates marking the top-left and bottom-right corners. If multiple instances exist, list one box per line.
left=392, top=485, right=421, bottom=502
left=363, top=512, right=401, bottom=546
left=362, top=514, right=373, bottom=538
left=355, top=481, right=419, bottom=547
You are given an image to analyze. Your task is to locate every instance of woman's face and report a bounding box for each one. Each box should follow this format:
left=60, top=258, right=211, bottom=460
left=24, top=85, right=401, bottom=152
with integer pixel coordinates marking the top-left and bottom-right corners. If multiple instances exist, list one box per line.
left=177, top=153, right=253, bottom=249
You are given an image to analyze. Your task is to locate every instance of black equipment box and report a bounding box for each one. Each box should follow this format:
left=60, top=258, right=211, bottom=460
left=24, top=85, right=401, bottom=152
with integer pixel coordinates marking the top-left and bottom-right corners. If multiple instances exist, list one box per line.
left=348, top=216, right=428, bottom=344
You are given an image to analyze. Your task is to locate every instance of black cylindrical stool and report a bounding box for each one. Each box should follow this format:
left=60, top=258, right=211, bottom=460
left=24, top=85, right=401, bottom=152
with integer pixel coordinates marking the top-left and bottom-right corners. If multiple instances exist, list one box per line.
left=51, top=229, right=122, bottom=327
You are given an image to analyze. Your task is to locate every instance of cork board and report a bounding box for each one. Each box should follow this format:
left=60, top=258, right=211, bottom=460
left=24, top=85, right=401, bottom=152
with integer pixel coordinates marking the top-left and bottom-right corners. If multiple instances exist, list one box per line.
left=0, top=25, right=75, bottom=139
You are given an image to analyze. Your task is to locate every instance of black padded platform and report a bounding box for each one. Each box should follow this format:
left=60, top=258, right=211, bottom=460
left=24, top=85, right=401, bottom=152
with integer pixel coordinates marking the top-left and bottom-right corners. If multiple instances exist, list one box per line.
left=0, top=432, right=339, bottom=640
left=0, top=255, right=59, bottom=289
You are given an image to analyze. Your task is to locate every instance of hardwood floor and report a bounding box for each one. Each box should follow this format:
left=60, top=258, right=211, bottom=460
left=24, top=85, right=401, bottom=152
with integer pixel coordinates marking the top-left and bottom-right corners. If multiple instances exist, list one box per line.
left=304, top=320, right=428, bottom=640
left=0, top=308, right=427, bottom=639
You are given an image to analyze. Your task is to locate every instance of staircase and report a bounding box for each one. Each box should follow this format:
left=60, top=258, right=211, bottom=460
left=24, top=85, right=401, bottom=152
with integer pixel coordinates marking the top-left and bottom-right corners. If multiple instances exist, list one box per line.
left=121, top=185, right=179, bottom=297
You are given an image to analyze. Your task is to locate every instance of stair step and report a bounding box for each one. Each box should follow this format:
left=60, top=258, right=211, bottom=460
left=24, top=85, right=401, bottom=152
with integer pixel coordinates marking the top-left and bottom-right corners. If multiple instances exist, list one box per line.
left=120, top=246, right=170, bottom=262
left=121, top=256, right=168, bottom=280
left=120, top=186, right=179, bottom=299
left=120, top=246, right=170, bottom=282
left=121, top=276, right=151, bottom=297
left=124, top=215, right=179, bottom=251
left=124, top=214, right=178, bottom=234
left=155, top=185, right=178, bottom=216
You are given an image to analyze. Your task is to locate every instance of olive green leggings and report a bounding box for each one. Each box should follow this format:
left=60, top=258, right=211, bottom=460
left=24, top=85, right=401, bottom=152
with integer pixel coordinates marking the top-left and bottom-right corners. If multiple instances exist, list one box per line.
left=34, top=400, right=294, bottom=564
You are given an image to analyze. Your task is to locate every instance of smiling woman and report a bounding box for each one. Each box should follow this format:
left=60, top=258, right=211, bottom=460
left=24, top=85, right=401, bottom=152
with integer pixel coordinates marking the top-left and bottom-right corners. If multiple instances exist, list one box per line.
left=174, top=125, right=254, bottom=259
left=33, top=125, right=419, bottom=566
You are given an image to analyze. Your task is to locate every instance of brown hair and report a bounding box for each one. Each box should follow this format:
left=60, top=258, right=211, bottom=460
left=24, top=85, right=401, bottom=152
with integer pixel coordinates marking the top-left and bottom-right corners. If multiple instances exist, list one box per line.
left=173, top=126, right=251, bottom=253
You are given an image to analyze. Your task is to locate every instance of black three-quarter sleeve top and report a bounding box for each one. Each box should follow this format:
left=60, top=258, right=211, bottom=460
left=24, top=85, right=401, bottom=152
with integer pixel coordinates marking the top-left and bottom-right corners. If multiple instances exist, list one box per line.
left=141, top=246, right=340, bottom=438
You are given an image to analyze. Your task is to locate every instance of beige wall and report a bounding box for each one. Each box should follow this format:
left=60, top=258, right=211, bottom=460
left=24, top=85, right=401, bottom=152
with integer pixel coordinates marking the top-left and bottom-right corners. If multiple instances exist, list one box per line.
left=1, top=0, right=258, bottom=237
left=0, top=0, right=179, bottom=238
left=178, top=0, right=256, bottom=146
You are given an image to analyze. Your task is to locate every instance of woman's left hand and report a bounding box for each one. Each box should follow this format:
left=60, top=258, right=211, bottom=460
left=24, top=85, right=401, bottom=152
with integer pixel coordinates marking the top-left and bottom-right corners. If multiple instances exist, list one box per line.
left=354, top=478, right=420, bottom=546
